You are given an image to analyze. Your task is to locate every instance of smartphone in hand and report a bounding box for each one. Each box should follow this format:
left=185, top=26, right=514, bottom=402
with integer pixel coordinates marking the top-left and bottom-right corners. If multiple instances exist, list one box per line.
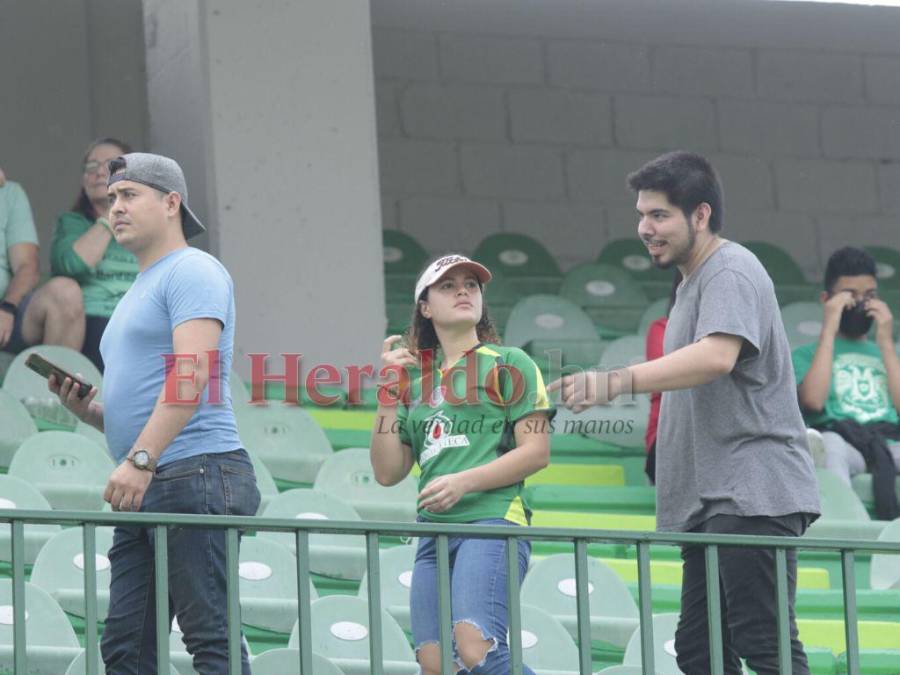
left=25, top=353, right=93, bottom=399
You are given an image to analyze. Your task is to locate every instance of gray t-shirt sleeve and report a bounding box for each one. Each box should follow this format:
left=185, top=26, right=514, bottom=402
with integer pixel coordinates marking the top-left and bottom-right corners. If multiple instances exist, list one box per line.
left=695, top=268, right=762, bottom=358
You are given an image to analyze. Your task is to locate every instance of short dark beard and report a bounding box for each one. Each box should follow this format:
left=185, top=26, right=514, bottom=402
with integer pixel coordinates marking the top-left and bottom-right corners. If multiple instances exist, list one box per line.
left=651, top=221, right=696, bottom=269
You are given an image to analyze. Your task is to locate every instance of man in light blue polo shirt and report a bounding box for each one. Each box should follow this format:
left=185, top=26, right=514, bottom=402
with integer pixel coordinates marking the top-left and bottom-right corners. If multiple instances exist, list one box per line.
left=51, top=153, right=259, bottom=675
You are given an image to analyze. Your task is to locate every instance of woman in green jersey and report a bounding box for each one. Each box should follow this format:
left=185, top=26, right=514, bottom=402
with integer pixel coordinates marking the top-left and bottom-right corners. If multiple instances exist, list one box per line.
left=51, top=138, right=139, bottom=371
left=371, top=254, right=554, bottom=674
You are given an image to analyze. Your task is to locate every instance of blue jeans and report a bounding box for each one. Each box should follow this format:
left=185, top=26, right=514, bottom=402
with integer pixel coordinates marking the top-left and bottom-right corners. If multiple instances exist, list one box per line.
left=410, top=518, right=534, bottom=674
left=101, top=450, right=261, bottom=675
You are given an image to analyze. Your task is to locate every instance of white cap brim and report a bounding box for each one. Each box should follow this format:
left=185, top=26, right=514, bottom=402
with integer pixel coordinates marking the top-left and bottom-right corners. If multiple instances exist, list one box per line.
left=414, top=255, right=492, bottom=302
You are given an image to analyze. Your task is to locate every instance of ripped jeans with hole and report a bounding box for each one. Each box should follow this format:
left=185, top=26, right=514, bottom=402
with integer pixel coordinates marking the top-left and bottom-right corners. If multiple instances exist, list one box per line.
left=410, top=518, right=534, bottom=674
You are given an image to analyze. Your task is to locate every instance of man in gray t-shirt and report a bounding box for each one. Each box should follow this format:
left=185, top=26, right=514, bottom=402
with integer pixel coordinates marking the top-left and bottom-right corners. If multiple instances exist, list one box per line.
left=551, top=151, right=820, bottom=675
left=659, top=240, right=820, bottom=531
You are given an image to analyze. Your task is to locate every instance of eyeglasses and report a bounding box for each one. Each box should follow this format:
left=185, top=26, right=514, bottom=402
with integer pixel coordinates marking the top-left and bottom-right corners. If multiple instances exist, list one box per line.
left=83, top=161, right=109, bottom=176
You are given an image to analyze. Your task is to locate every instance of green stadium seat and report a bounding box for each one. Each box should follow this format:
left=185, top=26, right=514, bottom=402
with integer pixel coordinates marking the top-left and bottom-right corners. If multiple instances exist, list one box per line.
left=383, top=230, right=428, bottom=277
left=637, top=298, right=670, bottom=336
left=531, top=511, right=656, bottom=531
left=386, top=300, right=413, bottom=336
left=251, top=648, right=345, bottom=675
left=306, top=409, right=376, bottom=449
left=519, top=603, right=580, bottom=672
left=357, top=544, right=415, bottom=632
left=850, top=473, right=900, bottom=518
left=864, top=246, right=900, bottom=290
left=596, top=667, right=662, bottom=675
left=621, top=612, right=679, bottom=675
left=781, top=301, right=824, bottom=349
left=504, top=295, right=604, bottom=369
left=560, top=263, right=649, bottom=338
left=249, top=451, right=279, bottom=515
left=235, top=405, right=334, bottom=485
left=599, top=335, right=647, bottom=369
left=8, top=431, right=114, bottom=510
left=581, top=555, right=827, bottom=592
left=524, top=485, right=654, bottom=515
left=798, top=618, right=900, bottom=655
left=385, top=276, right=418, bottom=305
left=837, top=649, right=900, bottom=674
left=869, top=517, right=900, bottom=590
left=597, top=238, right=674, bottom=300
left=239, top=536, right=318, bottom=634
left=64, top=649, right=181, bottom=675
left=525, top=463, right=625, bottom=488
left=743, top=241, right=816, bottom=306
left=313, top=447, right=417, bottom=522
left=230, top=369, right=252, bottom=410
left=815, top=469, right=871, bottom=521
left=806, top=469, right=891, bottom=540
left=553, top=395, right=649, bottom=449
left=73, top=420, right=106, bottom=448
left=290, top=595, right=418, bottom=675
left=259, top=489, right=366, bottom=581
left=2, top=346, right=102, bottom=430
left=521, top=554, right=639, bottom=648
left=0, top=475, right=62, bottom=564
left=0, top=580, right=82, bottom=674
left=742, top=241, right=808, bottom=286
left=473, top=233, right=563, bottom=296
left=30, top=526, right=114, bottom=621
left=0, top=388, right=37, bottom=467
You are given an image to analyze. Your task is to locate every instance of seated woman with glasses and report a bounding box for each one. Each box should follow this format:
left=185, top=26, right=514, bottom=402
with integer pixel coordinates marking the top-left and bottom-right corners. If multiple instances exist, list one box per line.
left=51, top=138, right=138, bottom=371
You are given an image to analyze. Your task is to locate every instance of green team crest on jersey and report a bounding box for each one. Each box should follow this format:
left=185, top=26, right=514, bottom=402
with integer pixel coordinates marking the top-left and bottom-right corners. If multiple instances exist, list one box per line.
left=833, top=352, right=892, bottom=423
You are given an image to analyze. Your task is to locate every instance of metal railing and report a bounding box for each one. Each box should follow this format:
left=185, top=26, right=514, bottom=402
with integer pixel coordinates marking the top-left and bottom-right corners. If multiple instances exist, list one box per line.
left=1, top=509, right=899, bottom=675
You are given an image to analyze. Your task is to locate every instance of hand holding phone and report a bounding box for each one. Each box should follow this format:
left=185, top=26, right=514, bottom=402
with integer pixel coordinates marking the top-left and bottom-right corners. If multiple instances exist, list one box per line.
left=26, top=353, right=93, bottom=398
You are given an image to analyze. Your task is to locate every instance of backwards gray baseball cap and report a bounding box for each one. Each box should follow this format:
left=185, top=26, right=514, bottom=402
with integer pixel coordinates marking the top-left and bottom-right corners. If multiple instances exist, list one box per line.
left=107, top=152, right=206, bottom=239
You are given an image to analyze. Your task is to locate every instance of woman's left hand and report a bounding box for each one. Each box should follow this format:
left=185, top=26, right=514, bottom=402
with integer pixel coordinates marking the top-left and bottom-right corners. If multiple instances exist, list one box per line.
left=418, top=472, right=472, bottom=513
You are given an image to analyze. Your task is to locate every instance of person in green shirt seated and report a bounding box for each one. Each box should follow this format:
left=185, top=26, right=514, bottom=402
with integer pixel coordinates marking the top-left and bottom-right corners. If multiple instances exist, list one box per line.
left=51, top=138, right=139, bottom=371
left=793, top=247, right=900, bottom=518
left=371, top=254, right=554, bottom=675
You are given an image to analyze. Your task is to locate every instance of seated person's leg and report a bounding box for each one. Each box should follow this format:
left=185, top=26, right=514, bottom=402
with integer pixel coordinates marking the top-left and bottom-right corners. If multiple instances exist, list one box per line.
left=821, top=431, right=867, bottom=486
left=888, top=440, right=900, bottom=472
left=82, top=315, right=109, bottom=372
left=19, top=277, right=85, bottom=351
left=0, top=291, right=34, bottom=354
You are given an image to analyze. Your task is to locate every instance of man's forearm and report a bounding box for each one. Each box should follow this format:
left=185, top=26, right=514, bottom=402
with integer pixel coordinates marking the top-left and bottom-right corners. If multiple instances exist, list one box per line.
left=797, top=335, right=835, bottom=412
left=132, top=397, right=201, bottom=463
left=625, top=338, right=737, bottom=395
left=83, top=401, right=105, bottom=432
left=3, top=265, right=40, bottom=305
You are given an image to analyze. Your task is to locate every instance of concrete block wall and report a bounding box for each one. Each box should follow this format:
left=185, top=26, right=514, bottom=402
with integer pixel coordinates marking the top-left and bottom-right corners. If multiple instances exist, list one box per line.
left=0, top=0, right=147, bottom=270
left=372, top=0, right=900, bottom=279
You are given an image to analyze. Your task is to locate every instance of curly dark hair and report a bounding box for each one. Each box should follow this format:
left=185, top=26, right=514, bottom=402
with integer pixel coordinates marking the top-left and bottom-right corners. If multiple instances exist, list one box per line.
left=404, top=258, right=501, bottom=355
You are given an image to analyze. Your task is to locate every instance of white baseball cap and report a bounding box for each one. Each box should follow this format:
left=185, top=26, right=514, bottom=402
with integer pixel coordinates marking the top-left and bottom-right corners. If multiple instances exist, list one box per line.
left=414, top=254, right=492, bottom=302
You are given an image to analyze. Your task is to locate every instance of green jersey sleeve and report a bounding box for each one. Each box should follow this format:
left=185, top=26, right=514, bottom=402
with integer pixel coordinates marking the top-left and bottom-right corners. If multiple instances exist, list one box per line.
left=501, top=347, right=555, bottom=424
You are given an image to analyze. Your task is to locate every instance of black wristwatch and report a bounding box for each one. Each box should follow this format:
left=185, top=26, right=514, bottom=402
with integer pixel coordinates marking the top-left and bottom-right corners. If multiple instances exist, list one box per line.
left=0, top=301, right=16, bottom=318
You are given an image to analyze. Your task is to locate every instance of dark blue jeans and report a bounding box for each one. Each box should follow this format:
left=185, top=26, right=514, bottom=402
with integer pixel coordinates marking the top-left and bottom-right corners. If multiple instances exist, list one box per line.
left=101, top=450, right=261, bottom=675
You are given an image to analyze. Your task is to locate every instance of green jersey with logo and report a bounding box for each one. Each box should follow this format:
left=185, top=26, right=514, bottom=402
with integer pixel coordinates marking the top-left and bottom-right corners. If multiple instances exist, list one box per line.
left=396, top=344, right=554, bottom=525
left=792, top=338, right=899, bottom=427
